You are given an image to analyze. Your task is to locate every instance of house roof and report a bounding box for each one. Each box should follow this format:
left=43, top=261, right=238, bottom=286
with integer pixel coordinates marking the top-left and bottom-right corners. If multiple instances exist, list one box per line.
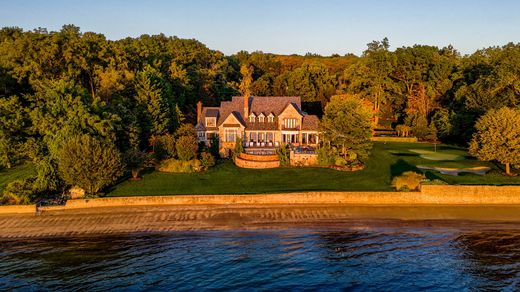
left=195, top=106, right=220, bottom=131
left=196, top=96, right=319, bottom=131
left=302, top=115, right=320, bottom=131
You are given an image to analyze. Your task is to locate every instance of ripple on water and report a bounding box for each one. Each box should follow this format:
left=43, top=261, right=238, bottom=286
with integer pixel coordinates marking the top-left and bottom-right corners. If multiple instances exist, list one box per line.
left=0, top=225, right=519, bottom=290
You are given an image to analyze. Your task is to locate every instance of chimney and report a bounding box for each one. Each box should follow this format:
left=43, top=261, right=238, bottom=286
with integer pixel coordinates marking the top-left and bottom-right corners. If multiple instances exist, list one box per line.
left=196, top=101, right=202, bottom=124
left=243, top=96, right=249, bottom=118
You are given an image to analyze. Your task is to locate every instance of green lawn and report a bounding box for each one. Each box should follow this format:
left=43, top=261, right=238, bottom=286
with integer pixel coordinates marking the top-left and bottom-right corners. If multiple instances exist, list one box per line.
left=0, top=162, right=36, bottom=192
left=107, top=142, right=520, bottom=196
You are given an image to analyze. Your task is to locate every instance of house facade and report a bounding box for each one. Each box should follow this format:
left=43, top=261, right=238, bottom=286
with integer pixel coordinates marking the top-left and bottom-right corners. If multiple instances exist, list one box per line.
left=195, top=96, right=320, bottom=157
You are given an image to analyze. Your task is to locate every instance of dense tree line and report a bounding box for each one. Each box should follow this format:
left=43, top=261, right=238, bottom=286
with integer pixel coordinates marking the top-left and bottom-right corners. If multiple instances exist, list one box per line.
left=1, top=25, right=519, bottom=201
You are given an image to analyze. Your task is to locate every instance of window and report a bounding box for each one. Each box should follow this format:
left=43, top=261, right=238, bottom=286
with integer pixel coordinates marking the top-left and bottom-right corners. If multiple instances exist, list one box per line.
left=205, top=117, right=216, bottom=127
left=249, top=132, right=257, bottom=142
left=266, top=132, right=274, bottom=142
left=268, top=114, right=274, bottom=123
left=283, top=118, right=297, bottom=129
left=249, top=113, right=256, bottom=122
left=225, top=129, right=238, bottom=142
left=258, top=115, right=265, bottom=123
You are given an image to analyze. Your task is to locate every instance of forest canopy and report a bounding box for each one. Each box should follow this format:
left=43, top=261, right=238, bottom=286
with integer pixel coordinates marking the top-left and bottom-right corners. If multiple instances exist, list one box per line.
left=1, top=25, right=519, bottom=200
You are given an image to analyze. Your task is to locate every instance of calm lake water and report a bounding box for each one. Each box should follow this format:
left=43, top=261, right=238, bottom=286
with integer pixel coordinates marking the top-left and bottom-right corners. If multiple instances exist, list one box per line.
left=1, top=222, right=520, bottom=291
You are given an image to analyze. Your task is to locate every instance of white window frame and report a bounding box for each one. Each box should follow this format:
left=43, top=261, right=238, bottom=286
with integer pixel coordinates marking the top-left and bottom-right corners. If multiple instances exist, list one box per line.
left=205, top=117, right=216, bottom=127
left=284, top=118, right=297, bottom=128
left=225, top=129, right=238, bottom=142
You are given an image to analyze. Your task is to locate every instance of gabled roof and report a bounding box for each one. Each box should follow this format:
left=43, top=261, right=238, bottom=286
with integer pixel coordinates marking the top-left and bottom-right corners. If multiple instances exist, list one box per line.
left=279, top=102, right=305, bottom=117
left=301, top=115, right=320, bottom=131
left=198, top=96, right=318, bottom=132
left=216, top=96, right=302, bottom=127
left=196, top=106, right=220, bottom=131
left=221, top=111, right=246, bottom=127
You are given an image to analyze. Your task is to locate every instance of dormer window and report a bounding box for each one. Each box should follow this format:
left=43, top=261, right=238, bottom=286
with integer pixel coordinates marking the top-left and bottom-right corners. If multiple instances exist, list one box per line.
left=249, top=113, right=256, bottom=122
left=205, top=117, right=216, bottom=127
left=267, top=113, right=274, bottom=123
left=258, top=113, right=265, bottom=123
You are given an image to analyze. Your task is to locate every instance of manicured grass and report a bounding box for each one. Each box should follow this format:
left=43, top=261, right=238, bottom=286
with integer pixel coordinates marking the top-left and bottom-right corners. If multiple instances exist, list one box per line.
left=0, top=162, right=36, bottom=192
left=107, top=142, right=520, bottom=196
left=377, top=142, right=520, bottom=185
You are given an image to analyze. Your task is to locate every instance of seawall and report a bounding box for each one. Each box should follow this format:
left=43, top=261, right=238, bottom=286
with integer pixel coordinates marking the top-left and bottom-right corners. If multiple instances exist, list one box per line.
left=37, top=185, right=520, bottom=212
left=0, top=205, right=36, bottom=214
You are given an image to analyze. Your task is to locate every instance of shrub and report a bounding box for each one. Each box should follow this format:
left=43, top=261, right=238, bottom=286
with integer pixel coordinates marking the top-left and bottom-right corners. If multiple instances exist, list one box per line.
left=392, top=171, right=424, bottom=191
left=232, top=137, right=244, bottom=161
left=334, top=156, right=347, bottom=167
left=1, top=179, right=35, bottom=205
left=176, top=135, right=198, bottom=161
left=157, top=158, right=202, bottom=173
left=275, top=144, right=290, bottom=166
left=209, top=134, right=220, bottom=157
left=175, top=123, right=197, bottom=139
left=152, top=133, right=176, bottom=160
left=124, top=149, right=154, bottom=179
left=57, top=135, right=123, bottom=196
left=200, top=152, right=215, bottom=170
left=317, top=145, right=337, bottom=166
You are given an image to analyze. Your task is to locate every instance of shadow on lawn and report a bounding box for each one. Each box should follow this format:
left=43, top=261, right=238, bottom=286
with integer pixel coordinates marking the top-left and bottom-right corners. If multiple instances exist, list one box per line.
left=390, top=159, right=418, bottom=177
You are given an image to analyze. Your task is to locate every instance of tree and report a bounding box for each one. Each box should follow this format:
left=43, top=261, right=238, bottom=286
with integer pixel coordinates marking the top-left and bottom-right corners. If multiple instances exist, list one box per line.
left=320, top=94, right=373, bottom=162
left=0, top=96, right=27, bottom=168
left=134, top=70, right=172, bottom=137
left=287, top=62, right=334, bottom=106
left=455, top=44, right=520, bottom=112
left=239, top=65, right=253, bottom=97
left=469, top=107, right=520, bottom=175
left=344, top=38, right=395, bottom=125
left=176, top=135, right=198, bottom=161
left=57, top=135, right=123, bottom=195
left=124, top=149, right=153, bottom=180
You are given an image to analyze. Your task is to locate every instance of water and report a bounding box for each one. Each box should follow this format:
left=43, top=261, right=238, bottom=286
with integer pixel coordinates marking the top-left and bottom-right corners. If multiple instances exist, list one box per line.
left=1, top=223, right=519, bottom=291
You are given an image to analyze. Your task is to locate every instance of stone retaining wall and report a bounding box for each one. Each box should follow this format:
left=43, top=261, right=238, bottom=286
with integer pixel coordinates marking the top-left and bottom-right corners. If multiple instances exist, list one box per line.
left=0, top=205, right=36, bottom=214
left=3, top=185, right=520, bottom=214
left=290, top=151, right=318, bottom=166
left=234, top=156, right=280, bottom=168
left=371, top=137, right=418, bottom=143
left=60, top=185, right=520, bottom=210
left=239, top=153, right=279, bottom=162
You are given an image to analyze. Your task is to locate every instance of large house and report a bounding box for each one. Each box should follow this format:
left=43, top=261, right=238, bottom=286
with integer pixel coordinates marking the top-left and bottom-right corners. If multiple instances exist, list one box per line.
left=196, top=96, right=320, bottom=157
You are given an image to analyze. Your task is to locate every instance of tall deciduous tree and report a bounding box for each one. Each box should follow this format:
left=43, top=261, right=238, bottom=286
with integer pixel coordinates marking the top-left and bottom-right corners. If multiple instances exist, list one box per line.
left=0, top=95, right=27, bottom=168
left=344, top=38, right=396, bottom=124
left=239, top=64, right=253, bottom=97
left=469, top=107, right=520, bottom=175
left=320, top=94, right=373, bottom=162
left=287, top=62, right=334, bottom=106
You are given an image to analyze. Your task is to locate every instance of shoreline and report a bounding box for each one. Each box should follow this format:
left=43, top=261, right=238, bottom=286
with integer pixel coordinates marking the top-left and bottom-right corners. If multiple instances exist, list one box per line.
left=2, top=204, right=520, bottom=239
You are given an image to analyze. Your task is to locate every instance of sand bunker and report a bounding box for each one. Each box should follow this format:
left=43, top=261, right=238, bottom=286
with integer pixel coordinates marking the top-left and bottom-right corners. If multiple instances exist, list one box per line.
left=417, top=165, right=490, bottom=176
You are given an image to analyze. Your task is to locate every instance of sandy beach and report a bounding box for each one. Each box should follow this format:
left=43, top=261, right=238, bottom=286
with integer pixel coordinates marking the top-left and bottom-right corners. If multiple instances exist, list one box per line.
left=2, top=204, right=520, bottom=238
